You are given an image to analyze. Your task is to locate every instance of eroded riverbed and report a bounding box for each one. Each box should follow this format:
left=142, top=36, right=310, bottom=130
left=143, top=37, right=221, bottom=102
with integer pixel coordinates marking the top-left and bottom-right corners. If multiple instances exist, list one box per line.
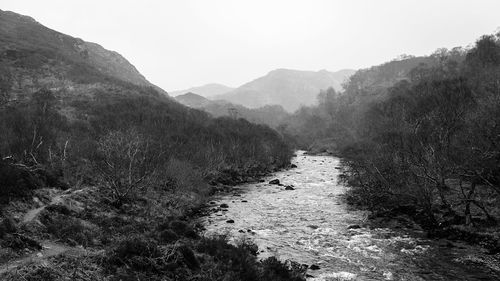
left=202, top=152, right=499, bottom=280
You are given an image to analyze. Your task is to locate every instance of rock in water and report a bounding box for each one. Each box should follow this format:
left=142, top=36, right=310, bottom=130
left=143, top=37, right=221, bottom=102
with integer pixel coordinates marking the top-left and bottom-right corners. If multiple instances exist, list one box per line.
left=269, top=179, right=280, bottom=185
left=309, top=264, right=320, bottom=270
left=285, top=185, right=295, bottom=190
left=226, top=219, right=235, bottom=223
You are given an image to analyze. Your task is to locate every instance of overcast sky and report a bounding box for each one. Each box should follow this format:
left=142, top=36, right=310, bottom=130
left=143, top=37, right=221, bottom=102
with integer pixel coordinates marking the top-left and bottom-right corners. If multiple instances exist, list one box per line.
left=2, top=0, right=499, bottom=91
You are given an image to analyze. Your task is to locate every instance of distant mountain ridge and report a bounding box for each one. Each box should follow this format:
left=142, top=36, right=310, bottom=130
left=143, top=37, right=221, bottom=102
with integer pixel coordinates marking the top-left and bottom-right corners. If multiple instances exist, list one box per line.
left=174, top=92, right=213, bottom=108
left=214, top=68, right=355, bottom=112
left=171, top=83, right=234, bottom=98
left=174, top=92, right=289, bottom=128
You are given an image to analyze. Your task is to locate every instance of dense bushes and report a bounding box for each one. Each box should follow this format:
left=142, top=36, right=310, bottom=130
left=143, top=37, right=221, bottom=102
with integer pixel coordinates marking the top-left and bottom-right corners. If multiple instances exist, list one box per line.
left=0, top=84, right=292, bottom=201
left=336, top=36, right=500, bottom=228
left=283, top=33, right=500, bottom=231
left=100, top=234, right=305, bottom=281
left=40, top=210, right=96, bottom=246
left=0, top=52, right=295, bottom=280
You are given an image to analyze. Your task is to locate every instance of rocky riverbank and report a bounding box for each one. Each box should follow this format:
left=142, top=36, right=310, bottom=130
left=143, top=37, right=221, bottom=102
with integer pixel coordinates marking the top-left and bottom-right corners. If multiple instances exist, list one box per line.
left=202, top=152, right=500, bottom=280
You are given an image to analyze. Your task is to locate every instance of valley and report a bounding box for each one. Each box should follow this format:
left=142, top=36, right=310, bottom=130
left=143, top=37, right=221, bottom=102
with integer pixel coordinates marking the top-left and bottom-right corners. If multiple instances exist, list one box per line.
left=1, top=4, right=500, bottom=281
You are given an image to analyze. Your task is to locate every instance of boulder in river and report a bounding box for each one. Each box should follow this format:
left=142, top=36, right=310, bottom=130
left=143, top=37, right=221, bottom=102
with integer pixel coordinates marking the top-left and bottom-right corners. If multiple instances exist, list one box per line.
left=309, top=264, right=320, bottom=270
left=285, top=186, right=295, bottom=190
left=348, top=224, right=361, bottom=229
left=220, top=203, right=229, bottom=208
left=290, top=164, right=298, bottom=168
left=269, top=179, right=280, bottom=185
left=226, top=219, right=234, bottom=223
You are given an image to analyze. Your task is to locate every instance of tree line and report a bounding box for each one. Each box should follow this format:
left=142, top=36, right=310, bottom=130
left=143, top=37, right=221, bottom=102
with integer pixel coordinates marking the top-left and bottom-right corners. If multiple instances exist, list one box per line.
left=0, top=84, right=292, bottom=206
left=281, top=33, right=500, bottom=230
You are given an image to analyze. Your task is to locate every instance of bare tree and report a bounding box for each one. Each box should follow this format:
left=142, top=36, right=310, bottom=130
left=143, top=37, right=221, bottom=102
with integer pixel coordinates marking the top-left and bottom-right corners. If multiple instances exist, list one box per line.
left=97, top=128, right=156, bottom=205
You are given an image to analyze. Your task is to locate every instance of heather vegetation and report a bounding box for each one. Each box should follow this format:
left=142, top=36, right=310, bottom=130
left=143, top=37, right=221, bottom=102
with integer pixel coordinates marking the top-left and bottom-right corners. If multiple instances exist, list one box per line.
left=280, top=33, right=500, bottom=252
left=0, top=9, right=299, bottom=280
left=0, top=86, right=295, bottom=279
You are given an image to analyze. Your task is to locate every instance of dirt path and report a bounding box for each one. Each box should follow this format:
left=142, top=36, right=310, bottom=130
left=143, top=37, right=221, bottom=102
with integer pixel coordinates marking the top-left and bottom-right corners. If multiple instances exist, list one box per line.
left=0, top=241, right=86, bottom=275
left=1, top=188, right=90, bottom=275
left=21, top=188, right=85, bottom=224
left=21, top=194, right=63, bottom=224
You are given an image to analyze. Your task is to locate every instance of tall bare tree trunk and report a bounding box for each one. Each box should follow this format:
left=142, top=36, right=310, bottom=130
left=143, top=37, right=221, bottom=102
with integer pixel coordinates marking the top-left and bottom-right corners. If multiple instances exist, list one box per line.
left=464, top=182, right=476, bottom=226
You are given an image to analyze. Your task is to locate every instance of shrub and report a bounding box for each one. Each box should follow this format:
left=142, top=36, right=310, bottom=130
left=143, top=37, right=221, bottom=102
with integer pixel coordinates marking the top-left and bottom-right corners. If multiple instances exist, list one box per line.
left=0, top=217, right=17, bottom=238
left=107, top=237, right=163, bottom=272
left=95, top=128, right=157, bottom=205
left=261, top=257, right=305, bottom=281
left=177, top=244, right=200, bottom=270
left=17, top=266, right=61, bottom=281
left=158, top=229, right=179, bottom=243
left=169, top=220, right=197, bottom=238
left=40, top=212, right=94, bottom=246
left=2, top=233, right=42, bottom=251
left=0, top=160, right=41, bottom=203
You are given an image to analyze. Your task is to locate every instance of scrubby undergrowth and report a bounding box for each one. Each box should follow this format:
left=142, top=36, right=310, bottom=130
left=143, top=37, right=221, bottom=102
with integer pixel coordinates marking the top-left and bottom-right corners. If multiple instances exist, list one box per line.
left=0, top=166, right=304, bottom=280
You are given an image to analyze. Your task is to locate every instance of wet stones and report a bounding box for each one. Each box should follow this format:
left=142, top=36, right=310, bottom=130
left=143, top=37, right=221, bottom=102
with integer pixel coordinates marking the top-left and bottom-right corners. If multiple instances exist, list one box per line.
left=269, top=179, right=280, bottom=185
left=309, top=264, right=320, bottom=270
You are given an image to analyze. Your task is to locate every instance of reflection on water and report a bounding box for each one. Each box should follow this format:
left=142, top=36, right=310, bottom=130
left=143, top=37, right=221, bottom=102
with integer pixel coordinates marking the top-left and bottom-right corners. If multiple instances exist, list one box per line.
left=201, top=151, right=499, bottom=280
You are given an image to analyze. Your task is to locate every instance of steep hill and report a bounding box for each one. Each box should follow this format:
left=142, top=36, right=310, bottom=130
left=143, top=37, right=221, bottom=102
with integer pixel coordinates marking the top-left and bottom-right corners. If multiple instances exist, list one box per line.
left=171, top=83, right=233, bottom=98
left=215, top=68, right=355, bottom=112
left=0, top=9, right=167, bottom=100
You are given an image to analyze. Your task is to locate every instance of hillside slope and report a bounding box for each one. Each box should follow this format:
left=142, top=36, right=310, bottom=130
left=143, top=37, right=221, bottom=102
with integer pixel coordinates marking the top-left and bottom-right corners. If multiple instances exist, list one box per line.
left=0, top=9, right=296, bottom=281
left=174, top=92, right=289, bottom=128
left=0, top=9, right=167, bottom=100
left=215, top=68, right=355, bottom=112
left=174, top=92, right=213, bottom=108
left=171, top=83, right=234, bottom=98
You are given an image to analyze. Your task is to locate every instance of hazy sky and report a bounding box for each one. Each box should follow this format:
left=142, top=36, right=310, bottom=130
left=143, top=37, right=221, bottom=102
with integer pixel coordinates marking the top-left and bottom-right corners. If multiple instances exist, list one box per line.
left=2, top=0, right=499, bottom=91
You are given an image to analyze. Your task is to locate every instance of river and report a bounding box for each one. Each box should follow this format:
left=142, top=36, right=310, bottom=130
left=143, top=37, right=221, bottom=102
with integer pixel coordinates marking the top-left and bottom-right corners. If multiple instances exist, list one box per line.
left=201, top=151, right=499, bottom=280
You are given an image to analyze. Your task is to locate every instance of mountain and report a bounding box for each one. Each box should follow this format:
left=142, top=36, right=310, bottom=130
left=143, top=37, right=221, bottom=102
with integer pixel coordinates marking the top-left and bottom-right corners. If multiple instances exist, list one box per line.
left=174, top=92, right=212, bottom=108
left=215, top=68, right=355, bottom=112
left=174, top=92, right=289, bottom=128
left=0, top=9, right=167, bottom=98
left=0, top=9, right=296, bottom=281
left=171, top=83, right=234, bottom=98
left=203, top=103, right=290, bottom=128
